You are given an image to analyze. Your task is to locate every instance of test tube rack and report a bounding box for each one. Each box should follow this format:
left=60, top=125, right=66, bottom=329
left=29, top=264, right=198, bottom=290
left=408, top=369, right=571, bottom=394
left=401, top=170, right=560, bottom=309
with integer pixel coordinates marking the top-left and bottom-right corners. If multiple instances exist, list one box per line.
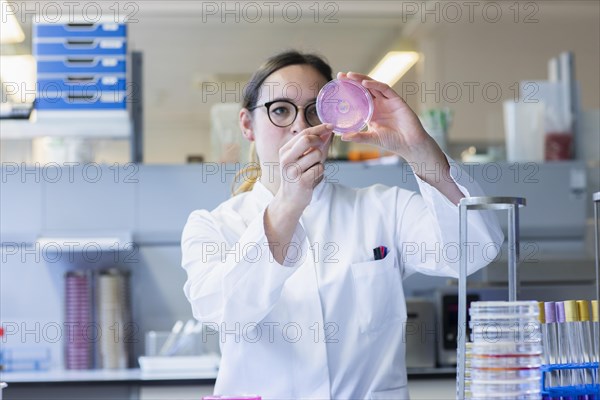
left=539, top=191, right=600, bottom=398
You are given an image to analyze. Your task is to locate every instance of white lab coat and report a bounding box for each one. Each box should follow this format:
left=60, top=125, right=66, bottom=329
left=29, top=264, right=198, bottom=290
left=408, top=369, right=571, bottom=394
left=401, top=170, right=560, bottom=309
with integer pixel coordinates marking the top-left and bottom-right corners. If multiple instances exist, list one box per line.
left=181, top=158, right=504, bottom=400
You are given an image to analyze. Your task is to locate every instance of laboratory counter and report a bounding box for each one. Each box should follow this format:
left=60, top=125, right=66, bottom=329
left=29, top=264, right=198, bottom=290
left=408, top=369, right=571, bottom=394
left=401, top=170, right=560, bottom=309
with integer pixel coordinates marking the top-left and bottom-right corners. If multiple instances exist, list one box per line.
left=1, top=366, right=456, bottom=385
left=1, top=368, right=457, bottom=400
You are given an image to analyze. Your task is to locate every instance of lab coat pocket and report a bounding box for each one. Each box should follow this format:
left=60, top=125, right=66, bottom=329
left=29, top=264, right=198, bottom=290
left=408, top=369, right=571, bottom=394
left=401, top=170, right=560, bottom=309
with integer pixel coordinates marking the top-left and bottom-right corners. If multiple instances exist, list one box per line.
left=370, top=385, right=410, bottom=399
left=350, top=254, right=404, bottom=334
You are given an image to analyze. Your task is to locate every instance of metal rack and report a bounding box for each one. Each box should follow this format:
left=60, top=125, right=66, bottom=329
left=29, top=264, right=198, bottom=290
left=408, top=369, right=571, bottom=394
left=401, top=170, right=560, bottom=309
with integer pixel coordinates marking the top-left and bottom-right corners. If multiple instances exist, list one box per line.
left=595, top=191, right=600, bottom=328
left=456, top=196, right=527, bottom=400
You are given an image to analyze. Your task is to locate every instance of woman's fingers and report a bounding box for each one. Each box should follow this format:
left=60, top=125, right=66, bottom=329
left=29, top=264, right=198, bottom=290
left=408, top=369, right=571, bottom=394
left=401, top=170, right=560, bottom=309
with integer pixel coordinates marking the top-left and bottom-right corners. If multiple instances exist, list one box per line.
left=280, top=123, right=332, bottom=153
left=294, top=147, right=324, bottom=173
left=346, top=71, right=373, bottom=81
left=340, top=131, right=374, bottom=145
left=300, top=160, right=325, bottom=185
left=361, top=79, right=400, bottom=101
left=286, top=124, right=332, bottom=161
left=337, top=71, right=400, bottom=101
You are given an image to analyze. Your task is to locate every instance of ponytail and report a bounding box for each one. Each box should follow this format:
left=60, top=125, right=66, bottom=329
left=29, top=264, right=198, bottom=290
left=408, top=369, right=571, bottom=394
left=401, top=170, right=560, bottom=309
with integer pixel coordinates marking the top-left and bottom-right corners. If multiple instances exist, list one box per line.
left=231, top=142, right=261, bottom=196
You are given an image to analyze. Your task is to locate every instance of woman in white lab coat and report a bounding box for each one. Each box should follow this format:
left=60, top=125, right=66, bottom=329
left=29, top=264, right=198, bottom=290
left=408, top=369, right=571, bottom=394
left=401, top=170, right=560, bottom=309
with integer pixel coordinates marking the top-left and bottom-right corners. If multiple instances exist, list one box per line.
left=181, top=51, right=503, bottom=399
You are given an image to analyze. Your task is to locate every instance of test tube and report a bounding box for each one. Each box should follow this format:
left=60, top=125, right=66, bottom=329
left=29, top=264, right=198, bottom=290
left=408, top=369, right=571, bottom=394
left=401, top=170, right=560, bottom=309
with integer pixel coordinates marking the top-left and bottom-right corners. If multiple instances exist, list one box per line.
left=577, top=300, right=595, bottom=386
left=564, top=300, right=587, bottom=388
left=556, top=302, right=576, bottom=389
left=543, top=302, right=559, bottom=390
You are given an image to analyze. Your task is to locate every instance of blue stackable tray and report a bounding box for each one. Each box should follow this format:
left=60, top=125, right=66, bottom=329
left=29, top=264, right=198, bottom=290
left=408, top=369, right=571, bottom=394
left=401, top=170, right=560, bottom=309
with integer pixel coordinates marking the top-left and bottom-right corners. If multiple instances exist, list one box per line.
left=541, top=362, right=600, bottom=398
left=34, top=38, right=127, bottom=56
left=34, top=22, right=127, bottom=38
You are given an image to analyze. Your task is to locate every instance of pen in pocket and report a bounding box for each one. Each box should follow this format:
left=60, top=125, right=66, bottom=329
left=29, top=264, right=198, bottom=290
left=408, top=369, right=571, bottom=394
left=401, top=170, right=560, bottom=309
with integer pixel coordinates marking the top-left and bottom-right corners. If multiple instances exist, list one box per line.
left=373, top=246, right=388, bottom=260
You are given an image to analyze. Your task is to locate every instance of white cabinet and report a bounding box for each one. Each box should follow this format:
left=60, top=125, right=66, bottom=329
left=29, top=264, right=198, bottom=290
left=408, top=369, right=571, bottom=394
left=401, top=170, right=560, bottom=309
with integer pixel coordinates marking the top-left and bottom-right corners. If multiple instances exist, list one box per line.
left=408, top=379, right=456, bottom=400
left=139, top=385, right=213, bottom=400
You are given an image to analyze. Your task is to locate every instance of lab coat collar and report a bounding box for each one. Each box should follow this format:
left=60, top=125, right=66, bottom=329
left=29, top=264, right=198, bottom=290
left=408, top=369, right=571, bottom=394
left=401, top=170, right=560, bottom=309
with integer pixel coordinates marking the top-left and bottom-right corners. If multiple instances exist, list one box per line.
left=252, top=176, right=330, bottom=207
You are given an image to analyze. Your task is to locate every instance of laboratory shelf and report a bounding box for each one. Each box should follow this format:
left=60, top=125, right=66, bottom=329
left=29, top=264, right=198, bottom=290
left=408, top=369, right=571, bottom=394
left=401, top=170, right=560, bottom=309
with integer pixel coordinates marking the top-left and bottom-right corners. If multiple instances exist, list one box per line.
left=0, top=111, right=131, bottom=139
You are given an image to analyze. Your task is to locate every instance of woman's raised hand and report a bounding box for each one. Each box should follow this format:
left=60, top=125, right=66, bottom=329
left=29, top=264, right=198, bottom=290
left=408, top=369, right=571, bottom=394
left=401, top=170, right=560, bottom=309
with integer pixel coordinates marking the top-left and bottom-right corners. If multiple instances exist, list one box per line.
left=336, top=71, right=435, bottom=163
left=276, top=124, right=333, bottom=211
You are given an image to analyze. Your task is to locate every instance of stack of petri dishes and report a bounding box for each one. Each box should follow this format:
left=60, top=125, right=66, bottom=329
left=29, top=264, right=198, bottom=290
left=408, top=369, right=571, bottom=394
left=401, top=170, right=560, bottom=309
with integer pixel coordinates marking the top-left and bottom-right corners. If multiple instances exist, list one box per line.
left=466, top=301, right=542, bottom=399
left=96, top=269, right=131, bottom=369
left=64, top=271, right=92, bottom=369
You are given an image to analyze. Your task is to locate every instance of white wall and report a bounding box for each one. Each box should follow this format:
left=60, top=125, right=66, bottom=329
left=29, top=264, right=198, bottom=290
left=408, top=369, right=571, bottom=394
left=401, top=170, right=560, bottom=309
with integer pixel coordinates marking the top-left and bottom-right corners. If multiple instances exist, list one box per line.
left=404, top=1, right=600, bottom=144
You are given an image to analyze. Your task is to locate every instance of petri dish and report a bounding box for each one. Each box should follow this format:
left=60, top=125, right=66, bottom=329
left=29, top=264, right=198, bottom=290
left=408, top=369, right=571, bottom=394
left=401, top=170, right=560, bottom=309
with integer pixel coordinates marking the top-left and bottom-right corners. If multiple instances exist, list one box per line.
left=469, top=342, right=542, bottom=358
left=316, top=79, right=373, bottom=134
left=470, top=354, right=542, bottom=368
left=469, top=301, right=540, bottom=319
left=470, top=367, right=541, bottom=381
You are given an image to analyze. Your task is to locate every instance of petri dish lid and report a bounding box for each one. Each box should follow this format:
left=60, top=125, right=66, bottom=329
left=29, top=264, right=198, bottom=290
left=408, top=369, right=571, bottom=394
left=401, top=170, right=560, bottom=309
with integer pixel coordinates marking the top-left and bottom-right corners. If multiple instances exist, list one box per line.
left=316, top=79, right=373, bottom=134
left=470, top=301, right=539, bottom=318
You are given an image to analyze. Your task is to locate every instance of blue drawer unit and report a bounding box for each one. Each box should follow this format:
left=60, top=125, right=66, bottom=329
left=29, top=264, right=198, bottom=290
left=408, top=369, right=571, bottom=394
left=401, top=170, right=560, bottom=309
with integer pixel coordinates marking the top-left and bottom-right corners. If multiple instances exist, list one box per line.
left=33, top=21, right=128, bottom=112
left=34, top=22, right=127, bottom=38
left=35, top=91, right=127, bottom=110
left=37, top=56, right=126, bottom=74
left=34, top=38, right=127, bottom=56
left=37, top=75, right=127, bottom=93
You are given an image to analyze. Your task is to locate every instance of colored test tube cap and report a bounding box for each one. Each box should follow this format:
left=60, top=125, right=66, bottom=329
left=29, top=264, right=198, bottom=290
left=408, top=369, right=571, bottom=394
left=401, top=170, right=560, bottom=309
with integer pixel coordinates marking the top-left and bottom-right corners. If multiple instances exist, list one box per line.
left=544, top=301, right=556, bottom=323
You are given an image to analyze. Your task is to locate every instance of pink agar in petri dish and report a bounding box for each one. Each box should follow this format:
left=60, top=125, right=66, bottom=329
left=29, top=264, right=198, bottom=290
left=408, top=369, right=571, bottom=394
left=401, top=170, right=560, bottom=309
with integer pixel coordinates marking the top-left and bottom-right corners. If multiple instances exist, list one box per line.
left=316, top=79, right=373, bottom=134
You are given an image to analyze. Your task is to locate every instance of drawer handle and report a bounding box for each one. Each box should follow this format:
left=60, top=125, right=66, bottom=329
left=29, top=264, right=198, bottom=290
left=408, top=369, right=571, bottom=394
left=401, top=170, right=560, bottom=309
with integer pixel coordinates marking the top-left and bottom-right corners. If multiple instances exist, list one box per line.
left=66, top=76, right=95, bottom=82
left=67, top=95, right=95, bottom=101
left=66, top=23, right=94, bottom=29
left=66, top=58, right=94, bottom=64
left=66, top=40, right=95, bottom=47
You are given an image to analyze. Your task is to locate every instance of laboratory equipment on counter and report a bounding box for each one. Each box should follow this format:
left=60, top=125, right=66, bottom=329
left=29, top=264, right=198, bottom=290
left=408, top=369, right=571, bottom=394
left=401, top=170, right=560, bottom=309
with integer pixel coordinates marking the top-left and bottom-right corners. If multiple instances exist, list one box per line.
left=540, top=300, right=599, bottom=398
left=139, top=324, right=220, bottom=376
left=316, top=79, right=373, bottom=134
left=404, top=299, right=436, bottom=369
left=467, top=301, right=542, bottom=399
left=456, top=196, right=527, bottom=400
left=539, top=192, right=600, bottom=398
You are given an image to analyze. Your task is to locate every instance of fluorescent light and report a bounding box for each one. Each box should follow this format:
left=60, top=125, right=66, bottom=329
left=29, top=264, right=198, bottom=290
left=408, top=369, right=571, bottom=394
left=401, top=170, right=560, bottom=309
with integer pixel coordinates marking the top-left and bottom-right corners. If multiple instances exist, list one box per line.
left=1, top=0, right=25, bottom=43
left=368, top=51, right=419, bottom=87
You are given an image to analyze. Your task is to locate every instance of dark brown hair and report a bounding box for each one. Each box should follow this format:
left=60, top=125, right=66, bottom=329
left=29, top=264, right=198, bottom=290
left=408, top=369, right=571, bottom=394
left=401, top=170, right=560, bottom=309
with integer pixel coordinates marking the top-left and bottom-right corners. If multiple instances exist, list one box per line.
left=233, top=50, right=335, bottom=196
left=242, top=50, right=334, bottom=109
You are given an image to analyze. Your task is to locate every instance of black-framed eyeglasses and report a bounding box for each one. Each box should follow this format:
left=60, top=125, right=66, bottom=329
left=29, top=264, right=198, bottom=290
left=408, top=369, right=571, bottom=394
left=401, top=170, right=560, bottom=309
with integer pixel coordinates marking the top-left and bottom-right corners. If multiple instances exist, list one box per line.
left=248, top=100, right=321, bottom=128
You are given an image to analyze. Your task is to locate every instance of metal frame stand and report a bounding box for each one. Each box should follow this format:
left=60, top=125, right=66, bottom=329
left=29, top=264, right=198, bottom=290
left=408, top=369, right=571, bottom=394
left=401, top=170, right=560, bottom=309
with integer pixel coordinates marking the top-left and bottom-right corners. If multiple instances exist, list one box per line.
left=456, top=196, right=526, bottom=400
left=594, top=191, right=600, bottom=384
left=594, top=192, right=600, bottom=331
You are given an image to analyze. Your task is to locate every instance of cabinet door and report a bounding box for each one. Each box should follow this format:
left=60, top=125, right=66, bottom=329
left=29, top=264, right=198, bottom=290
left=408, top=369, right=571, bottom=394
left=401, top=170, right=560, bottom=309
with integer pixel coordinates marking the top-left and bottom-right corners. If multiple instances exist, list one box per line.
left=0, top=166, right=43, bottom=243
left=135, top=165, right=231, bottom=244
left=43, top=164, right=135, bottom=232
left=408, top=379, right=456, bottom=400
left=140, top=385, right=214, bottom=400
